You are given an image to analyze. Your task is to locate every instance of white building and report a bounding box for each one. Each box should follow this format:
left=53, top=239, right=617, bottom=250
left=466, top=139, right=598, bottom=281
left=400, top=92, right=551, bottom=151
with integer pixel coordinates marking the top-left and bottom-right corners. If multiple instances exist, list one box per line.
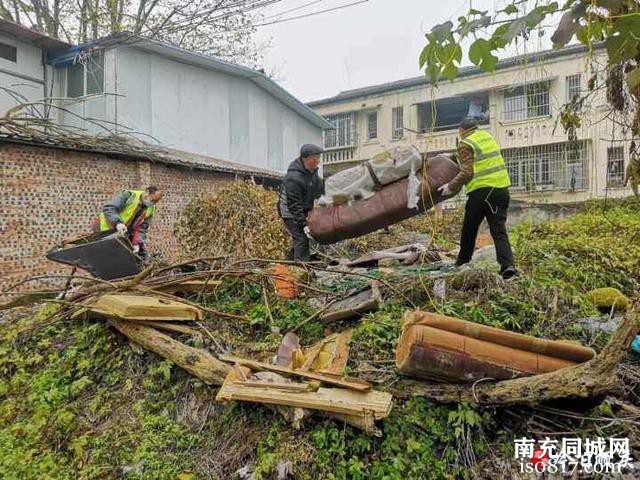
left=0, top=20, right=330, bottom=173
left=309, top=45, right=633, bottom=204
left=0, top=20, right=70, bottom=115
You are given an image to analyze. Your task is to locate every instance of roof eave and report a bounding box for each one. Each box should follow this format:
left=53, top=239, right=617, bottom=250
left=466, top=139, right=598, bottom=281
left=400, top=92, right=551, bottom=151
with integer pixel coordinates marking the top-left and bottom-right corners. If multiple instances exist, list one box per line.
left=308, top=43, right=604, bottom=107
left=89, top=35, right=331, bottom=130
left=0, top=18, right=72, bottom=52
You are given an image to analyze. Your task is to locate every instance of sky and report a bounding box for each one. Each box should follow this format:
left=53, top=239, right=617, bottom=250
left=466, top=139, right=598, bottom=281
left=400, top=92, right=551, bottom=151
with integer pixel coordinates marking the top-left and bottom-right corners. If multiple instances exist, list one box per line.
left=254, top=0, right=556, bottom=103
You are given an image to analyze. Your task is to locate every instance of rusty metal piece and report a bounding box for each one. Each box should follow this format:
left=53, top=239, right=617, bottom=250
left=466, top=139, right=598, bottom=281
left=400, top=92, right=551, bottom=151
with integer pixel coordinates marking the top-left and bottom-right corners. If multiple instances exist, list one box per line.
left=308, top=154, right=459, bottom=245
left=396, top=325, right=577, bottom=383
left=404, top=310, right=595, bottom=363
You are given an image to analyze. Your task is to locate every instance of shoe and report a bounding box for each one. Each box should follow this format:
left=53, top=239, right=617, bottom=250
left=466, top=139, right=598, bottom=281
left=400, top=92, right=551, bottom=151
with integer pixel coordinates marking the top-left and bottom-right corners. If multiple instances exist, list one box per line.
left=501, top=266, right=518, bottom=280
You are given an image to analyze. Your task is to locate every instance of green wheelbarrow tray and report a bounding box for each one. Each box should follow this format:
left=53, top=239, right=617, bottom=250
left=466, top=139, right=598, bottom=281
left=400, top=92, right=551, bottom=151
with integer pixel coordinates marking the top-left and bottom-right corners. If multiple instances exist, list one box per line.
left=46, top=231, right=142, bottom=280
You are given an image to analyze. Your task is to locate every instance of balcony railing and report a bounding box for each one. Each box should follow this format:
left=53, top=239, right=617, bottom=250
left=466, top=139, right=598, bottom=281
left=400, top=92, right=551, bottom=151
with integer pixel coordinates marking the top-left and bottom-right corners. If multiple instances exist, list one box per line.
left=323, top=146, right=358, bottom=164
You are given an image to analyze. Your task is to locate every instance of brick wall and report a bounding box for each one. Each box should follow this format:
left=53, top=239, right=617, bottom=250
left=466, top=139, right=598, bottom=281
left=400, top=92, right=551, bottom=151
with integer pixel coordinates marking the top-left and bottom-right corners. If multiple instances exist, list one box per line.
left=0, top=142, right=239, bottom=293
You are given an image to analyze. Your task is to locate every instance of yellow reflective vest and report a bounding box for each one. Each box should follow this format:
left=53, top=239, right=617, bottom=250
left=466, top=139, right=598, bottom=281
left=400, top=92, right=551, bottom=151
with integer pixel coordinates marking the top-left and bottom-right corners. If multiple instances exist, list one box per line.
left=98, top=190, right=154, bottom=231
left=459, top=129, right=511, bottom=194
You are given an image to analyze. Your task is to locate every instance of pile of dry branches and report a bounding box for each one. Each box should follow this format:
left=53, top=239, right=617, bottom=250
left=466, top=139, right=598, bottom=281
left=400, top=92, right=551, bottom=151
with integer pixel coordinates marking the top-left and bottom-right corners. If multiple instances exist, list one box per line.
left=0, top=87, right=168, bottom=160
left=174, top=181, right=289, bottom=260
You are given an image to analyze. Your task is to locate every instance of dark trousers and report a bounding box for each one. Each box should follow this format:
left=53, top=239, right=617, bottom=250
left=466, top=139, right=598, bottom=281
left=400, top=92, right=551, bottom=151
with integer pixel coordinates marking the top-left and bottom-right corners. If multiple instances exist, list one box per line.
left=283, top=218, right=310, bottom=262
left=457, top=187, right=514, bottom=271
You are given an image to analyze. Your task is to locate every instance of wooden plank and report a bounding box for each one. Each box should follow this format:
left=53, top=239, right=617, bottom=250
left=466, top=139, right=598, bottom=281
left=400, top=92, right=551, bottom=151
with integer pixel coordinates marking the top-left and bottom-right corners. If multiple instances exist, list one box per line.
left=216, top=385, right=392, bottom=419
left=325, top=412, right=379, bottom=436
left=91, top=294, right=202, bottom=321
left=235, top=381, right=313, bottom=392
left=218, top=354, right=372, bottom=392
left=321, top=330, right=353, bottom=376
left=300, top=334, right=338, bottom=371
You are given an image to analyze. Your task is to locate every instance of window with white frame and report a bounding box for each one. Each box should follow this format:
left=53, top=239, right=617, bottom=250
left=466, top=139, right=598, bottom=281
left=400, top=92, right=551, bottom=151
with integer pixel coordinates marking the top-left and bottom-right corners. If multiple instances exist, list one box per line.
left=323, top=112, right=355, bottom=149
left=502, top=141, right=589, bottom=191
left=502, top=81, right=550, bottom=122
left=66, top=51, right=104, bottom=98
left=566, top=74, right=582, bottom=103
left=367, top=112, right=378, bottom=140
left=392, top=107, right=404, bottom=139
left=607, top=146, right=625, bottom=187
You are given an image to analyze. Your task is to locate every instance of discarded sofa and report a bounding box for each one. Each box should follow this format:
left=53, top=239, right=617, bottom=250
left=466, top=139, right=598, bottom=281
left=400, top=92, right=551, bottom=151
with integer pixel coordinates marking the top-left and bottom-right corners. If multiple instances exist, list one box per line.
left=396, top=310, right=596, bottom=383
left=308, top=154, right=459, bottom=244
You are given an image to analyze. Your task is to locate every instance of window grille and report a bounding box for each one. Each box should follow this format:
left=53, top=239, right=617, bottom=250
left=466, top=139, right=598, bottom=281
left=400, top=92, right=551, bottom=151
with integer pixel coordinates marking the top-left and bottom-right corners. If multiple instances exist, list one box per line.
left=502, top=141, right=589, bottom=191
left=607, top=146, right=625, bottom=187
left=323, top=112, right=355, bottom=148
left=566, top=74, right=582, bottom=103
left=502, top=81, right=550, bottom=122
left=392, top=107, right=404, bottom=139
left=367, top=112, right=378, bottom=140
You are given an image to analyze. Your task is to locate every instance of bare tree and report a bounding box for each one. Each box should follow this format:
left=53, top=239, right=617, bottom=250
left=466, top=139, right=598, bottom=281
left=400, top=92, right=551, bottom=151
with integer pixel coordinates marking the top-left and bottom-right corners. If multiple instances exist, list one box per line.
left=0, top=0, right=273, bottom=68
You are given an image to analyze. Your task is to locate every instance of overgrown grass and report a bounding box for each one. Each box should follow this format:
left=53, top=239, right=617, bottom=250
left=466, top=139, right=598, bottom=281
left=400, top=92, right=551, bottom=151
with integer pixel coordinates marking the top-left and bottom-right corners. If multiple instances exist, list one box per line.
left=0, top=198, right=638, bottom=479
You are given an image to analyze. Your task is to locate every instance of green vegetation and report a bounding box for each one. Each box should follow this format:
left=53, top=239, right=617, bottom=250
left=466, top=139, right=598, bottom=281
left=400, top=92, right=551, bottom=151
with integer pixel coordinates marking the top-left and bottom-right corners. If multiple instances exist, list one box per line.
left=0, top=198, right=638, bottom=479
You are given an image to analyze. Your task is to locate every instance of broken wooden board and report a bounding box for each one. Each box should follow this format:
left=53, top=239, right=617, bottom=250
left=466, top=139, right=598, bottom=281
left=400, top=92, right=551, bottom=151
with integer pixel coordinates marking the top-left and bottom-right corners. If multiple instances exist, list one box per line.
left=111, top=320, right=229, bottom=385
left=235, top=381, right=313, bottom=392
left=156, top=279, right=222, bottom=294
left=324, top=412, right=380, bottom=436
left=85, top=294, right=202, bottom=321
left=321, top=285, right=381, bottom=322
left=303, top=330, right=353, bottom=376
left=219, top=354, right=371, bottom=392
left=218, top=359, right=385, bottom=434
left=216, top=382, right=392, bottom=420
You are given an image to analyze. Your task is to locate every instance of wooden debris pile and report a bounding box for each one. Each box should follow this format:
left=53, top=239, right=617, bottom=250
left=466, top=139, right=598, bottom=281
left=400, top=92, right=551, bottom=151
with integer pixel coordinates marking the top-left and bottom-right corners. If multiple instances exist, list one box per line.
left=217, top=331, right=393, bottom=435
left=1, top=259, right=395, bottom=434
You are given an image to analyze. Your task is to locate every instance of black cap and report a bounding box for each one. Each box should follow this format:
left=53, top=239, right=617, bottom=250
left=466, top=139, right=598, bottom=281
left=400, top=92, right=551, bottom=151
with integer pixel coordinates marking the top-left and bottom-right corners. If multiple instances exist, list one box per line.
left=300, top=144, right=324, bottom=159
left=459, top=117, right=479, bottom=131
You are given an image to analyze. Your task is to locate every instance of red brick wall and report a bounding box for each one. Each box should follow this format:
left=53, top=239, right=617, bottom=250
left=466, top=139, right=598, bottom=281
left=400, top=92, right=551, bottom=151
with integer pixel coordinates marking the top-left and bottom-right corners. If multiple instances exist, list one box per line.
left=0, top=143, right=236, bottom=293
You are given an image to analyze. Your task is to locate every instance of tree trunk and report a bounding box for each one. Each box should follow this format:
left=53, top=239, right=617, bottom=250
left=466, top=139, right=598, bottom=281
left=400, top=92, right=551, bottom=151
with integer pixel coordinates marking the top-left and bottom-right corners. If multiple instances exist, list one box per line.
left=110, top=319, right=230, bottom=385
left=393, top=302, right=639, bottom=406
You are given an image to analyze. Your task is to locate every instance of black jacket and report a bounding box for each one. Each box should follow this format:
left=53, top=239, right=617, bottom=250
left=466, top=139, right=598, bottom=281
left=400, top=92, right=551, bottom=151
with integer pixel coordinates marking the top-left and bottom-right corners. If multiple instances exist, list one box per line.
left=277, top=158, right=324, bottom=227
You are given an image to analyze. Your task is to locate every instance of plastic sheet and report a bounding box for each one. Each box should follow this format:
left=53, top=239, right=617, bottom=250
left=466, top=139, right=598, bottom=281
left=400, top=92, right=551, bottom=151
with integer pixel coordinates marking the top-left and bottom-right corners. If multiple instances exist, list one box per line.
left=318, top=146, right=422, bottom=207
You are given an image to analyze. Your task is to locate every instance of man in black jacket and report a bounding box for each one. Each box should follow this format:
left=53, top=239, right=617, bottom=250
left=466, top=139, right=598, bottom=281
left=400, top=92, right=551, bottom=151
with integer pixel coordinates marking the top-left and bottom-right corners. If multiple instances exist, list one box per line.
left=277, top=144, right=325, bottom=261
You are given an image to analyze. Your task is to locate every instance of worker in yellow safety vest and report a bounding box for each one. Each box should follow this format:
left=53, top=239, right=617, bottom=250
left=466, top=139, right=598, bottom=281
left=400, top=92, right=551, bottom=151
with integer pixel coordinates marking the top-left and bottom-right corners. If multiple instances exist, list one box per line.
left=92, top=186, right=163, bottom=256
left=437, top=118, right=517, bottom=279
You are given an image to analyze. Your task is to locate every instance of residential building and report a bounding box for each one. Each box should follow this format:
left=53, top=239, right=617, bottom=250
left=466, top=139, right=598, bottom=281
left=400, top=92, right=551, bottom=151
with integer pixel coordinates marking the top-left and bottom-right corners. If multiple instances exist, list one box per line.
left=0, top=19, right=330, bottom=173
left=0, top=20, right=70, bottom=114
left=309, top=45, right=633, bottom=204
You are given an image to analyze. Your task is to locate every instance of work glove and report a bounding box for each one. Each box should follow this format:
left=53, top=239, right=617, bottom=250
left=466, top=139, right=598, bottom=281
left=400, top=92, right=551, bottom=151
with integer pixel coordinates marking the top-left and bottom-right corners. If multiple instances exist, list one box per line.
left=303, top=226, right=313, bottom=240
left=437, top=183, right=453, bottom=197
left=132, top=244, right=140, bottom=254
left=116, top=222, right=127, bottom=236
